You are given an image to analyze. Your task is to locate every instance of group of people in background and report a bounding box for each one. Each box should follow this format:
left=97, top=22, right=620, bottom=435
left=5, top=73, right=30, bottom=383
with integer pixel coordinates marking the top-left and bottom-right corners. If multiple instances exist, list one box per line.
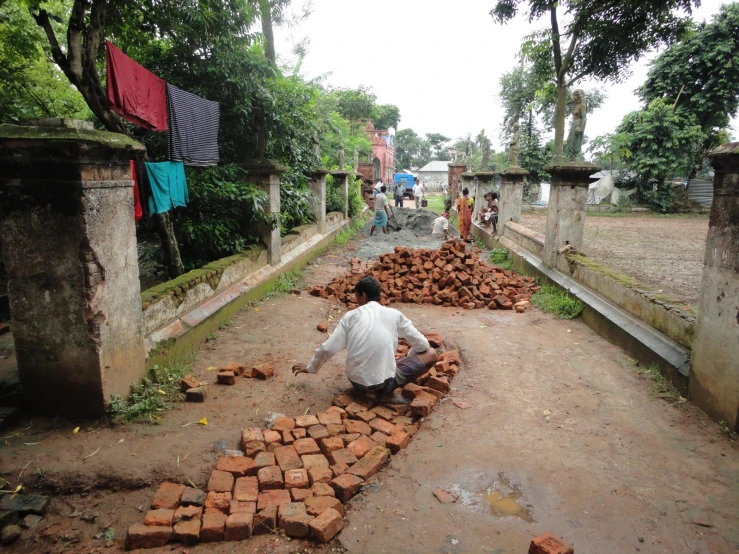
left=455, top=188, right=499, bottom=241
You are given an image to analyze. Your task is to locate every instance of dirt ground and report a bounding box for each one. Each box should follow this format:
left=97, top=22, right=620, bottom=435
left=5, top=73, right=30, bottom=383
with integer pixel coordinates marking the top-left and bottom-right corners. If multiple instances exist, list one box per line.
left=520, top=212, right=709, bottom=308
left=0, top=220, right=737, bottom=554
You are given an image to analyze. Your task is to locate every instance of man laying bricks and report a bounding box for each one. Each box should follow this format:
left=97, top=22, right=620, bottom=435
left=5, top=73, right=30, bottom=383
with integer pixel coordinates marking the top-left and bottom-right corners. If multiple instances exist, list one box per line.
left=292, top=275, right=438, bottom=403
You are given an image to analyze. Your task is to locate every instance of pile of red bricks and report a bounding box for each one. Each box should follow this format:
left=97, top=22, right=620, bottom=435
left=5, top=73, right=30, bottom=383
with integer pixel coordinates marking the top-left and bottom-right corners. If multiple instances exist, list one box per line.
left=308, top=240, right=538, bottom=312
left=125, top=334, right=460, bottom=549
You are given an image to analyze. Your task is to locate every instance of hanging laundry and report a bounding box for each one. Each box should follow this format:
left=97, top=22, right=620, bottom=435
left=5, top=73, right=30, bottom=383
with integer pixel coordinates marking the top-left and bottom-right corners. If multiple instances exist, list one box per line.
left=145, top=161, right=189, bottom=214
left=166, top=83, right=220, bottom=166
left=130, top=160, right=143, bottom=221
left=106, top=41, right=168, bottom=132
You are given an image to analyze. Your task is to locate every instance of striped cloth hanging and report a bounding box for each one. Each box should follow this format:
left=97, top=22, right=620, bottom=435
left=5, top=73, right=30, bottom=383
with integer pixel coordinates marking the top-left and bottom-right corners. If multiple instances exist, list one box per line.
left=166, top=83, right=220, bottom=166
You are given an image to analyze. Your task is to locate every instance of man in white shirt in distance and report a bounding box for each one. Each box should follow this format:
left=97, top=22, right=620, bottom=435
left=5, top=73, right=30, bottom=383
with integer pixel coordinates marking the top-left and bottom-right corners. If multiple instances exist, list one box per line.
left=292, top=276, right=438, bottom=403
left=413, top=180, right=424, bottom=209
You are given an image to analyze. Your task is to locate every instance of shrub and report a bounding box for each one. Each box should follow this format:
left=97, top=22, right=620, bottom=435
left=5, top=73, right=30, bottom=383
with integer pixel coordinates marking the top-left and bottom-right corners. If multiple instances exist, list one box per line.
left=531, top=284, right=584, bottom=319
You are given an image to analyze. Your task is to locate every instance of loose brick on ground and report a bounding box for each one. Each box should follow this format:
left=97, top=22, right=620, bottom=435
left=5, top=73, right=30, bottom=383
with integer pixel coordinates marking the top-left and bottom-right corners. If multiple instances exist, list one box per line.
left=328, top=448, right=358, bottom=466
left=370, top=405, right=397, bottom=421
left=274, top=445, right=302, bottom=471
left=251, top=363, right=274, bottom=379
left=173, top=505, right=202, bottom=524
left=233, top=477, right=259, bottom=503
left=257, top=466, right=283, bottom=490
left=173, top=519, right=200, bottom=545
left=249, top=452, right=276, bottom=475
left=332, top=393, right=354, bottom=407
left=320, top=436, right=344, bottom=457
left=312, top=482, right=335, bottom=497
left=369, top=418, right=397, bottom=436
left=292, top=428, right=307, bottom=440
left=387, top=431, right=411, bottom=453
left=370, top=432, right=389, bottom=446
left=217, top=370, right=236, bottom=385
left=347, top=435, right=378, bottom=459
left=440, top=350, right=460, bottom=365
left=433, top=489, right=458, bottom=503
left=185, top=387, right=207, bottom=402
left=143, top=509, right=173, bottom=527
left=330, top=473, right=364, bottom=502
left=179, top=375, right=199, bottom=392
left=273, top=416, right=295, bottom=431
left=353, top=410, right=376, bottom=423
left=253, top=505, right=278, bottom=535
left=216, top=455, right=253, bottom=477
left=347, top=446, right=391, bottom=480
left=241, top=428, right=265, bottom=444
left=278, top=502, right=314, bottom=538
left=200, top=512, right=227, bottom=542
left=401, top=383, right=425, bottom=400
left=424, top=333, right=443, bottom=348
left=325, top=405, right=348, bottom=418
left=301, top=454, right=330, bottom=471
left=207, top=470, right=235, bottom=493
left=326, top=423, right=346, bottom=436
left=295, top=415, right=320, bottom=428
left=263, top=429, right=282, bottom=444
left=229, top=500, right=256, bottom=514
left=125, top=524, right=173, bottom=550
left=426, top=375, right=450, bottom=393
left=344, top=419, right=372, bottom=435
left=266, top=442, right=282, bottom=453
left=339, top=432, right=361, bottom=443
left=225, top=512, right=254, bottom=541
left=528, top=532, right=574, bottom=554
left=284, top=468, right=310, bottom=489
left=305, top=496, right=344, bottom=517
left=345, top=402, right=369, bottom=418
left=317, top=322, right=328, bottom=333
left=307, top=424, right=329, bottom=440
left=309, top=507, right=344, bottom=543
left=317, top=411, right=342, bottom=426
left=204, top=492, right=232, bottom=514
left=221, top=361, right=248, bottom=375
left=151, top=482, right=185, bottom=510
left=257, top=489, right=291, bottom=511
left=291, top=488, right=314, bottom=501
left=410, top=391, right=438, bottom=417
left=294, top=437, right=321, bottom=456
left=244, top=441, right=266, bottom=457
left=308, top=466, right=334, bottom=485
left=282, top=430, right=295, bottom=444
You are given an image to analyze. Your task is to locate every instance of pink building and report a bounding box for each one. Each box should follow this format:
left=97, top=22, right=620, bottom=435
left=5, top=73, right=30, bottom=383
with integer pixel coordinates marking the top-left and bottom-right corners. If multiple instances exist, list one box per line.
left=365, top=121, right=395, bottom=184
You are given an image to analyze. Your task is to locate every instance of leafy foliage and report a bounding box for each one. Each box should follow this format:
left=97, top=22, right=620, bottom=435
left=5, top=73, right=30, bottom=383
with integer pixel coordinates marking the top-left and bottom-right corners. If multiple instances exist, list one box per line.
left=489, top=248, right=513, bottom=271
left=373, top=104, right=401, bottom=131
left=531, top=284, right=584, bottom=319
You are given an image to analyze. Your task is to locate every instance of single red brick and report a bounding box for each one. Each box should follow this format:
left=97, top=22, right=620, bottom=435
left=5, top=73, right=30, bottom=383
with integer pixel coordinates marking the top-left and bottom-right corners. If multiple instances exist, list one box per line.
left=273, top=416, right=295, bottom=431
left=353, top=410, right=376, bottom=423
left=216, top=455, right=253, bottom=477
left=347, top=446, right=391, bottom=480
left=328, top=448, right=358, bottom=466
left=284, top=468, right=310, bottom=489
left=332, top=393, right=354, bottom=408
left=263, top=429, right=282, bottom=445
left=433, top=489, right=458, bottom=503
left=325, top=405, right=348, bottom=418
left=241, top=427, right=264, bottom=446
left=257, top=466, right=283, bottom=490
left=410, top=391, right=438, bottom=417
left=151, top=482, right=186, bottom=510
left=319, top=436, right=344, bottom=457
left=370, top=406, right=396, bottom=421
left=180, top=487, right=206, bottom=507
left=301, top=454, right=330, bottom=471
left=326, top=423, right=346, bottom=436
left=347, top=436, right=378, bottom=459
left=317, top=322, right=328, bottom=333
left=440, top=350, right=460, bottom=365
left=256, top=489, right=291, bottom=511
left=217, top=370, right=236, bottom=385
left=386, top=431, right=411, bottom=454
left=143, top=508, right=173, bottom=527
left=424, top=333, right=443, bottom=348
left=248, top=452, right=276, bottom=475
left=309, top=507, right=344, bottom=543
left=330, top=473, right=364, bottom=502
left=179, top=374, right=199, bottom=392
left=207, top=470, right=235, bottom=493
left=200, top=512, right=227, bottom=542
left=251, top=363, right=274, bottom=379
left=224, top=512, right=253, bottom=541
left=295, top=414, right=320, bottom=428
left=292, top=428, right=307, bottom=440
left=307, top=424, right=329, bottom=440
left=369, top=418, right=397, bottom=436
left=305, top=496, right=344, bottom=517
left=312, top=482, right=335, bottom=497
left=345, top=402, right=369, bottom=418
left=339, top=433, right=361, bottom=444
left=278, top=502, right=314, bottom=538
left=330, top=462, right=349, bottom=477
left=125, top=524, right=172, bottom=549
left=308, top=466, right=334, bottom=485
left=401, top=383, right=425, bottom=400
left=173, top=505, right=202, bottom=524
left=233, top=477, right=259, bottom=502
left=426, top=375, right=450, bottom=394
left=204, top=491, right=232, bottom=514
left=253, top=505, right=278, bottom=535
left=370, top=431, right=389, bottom=446
left=294, top=437, right=321, bottom=456
left=267, top=441, right=282, bottom=453
left=317, top=411, right=342, bottom=426
left=528, top=532, right=574, bottom=554
left=291, top=488, right=314, bottom=502
left=344, top=419, right=372, bottom=435
left=244, top=441, right=266, bottom=457
left=282, top=430, right=295, bottom=444
left=423, top=386, right=444, bottom=400
left=274, top=445, right=302, bottom=471
left=221, top=361, right=248, bottom=375
left=229, top=500, right=256, bottom=514
left=173, top=519, right=200, bottom=545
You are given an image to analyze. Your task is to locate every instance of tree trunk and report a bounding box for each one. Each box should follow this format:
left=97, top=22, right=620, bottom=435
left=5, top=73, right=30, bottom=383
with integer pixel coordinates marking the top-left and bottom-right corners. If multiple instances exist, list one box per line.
left=553, top=80, right=568, bottom=164
left=155, top=212, right=184, bottom=278
left=258, top=0, right=276, bottom=65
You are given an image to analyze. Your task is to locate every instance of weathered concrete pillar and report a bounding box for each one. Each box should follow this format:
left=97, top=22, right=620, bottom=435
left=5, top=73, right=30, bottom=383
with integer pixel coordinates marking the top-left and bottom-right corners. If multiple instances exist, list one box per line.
left=690, top=143, right=739, bottom=431
left=474, top=171, right=495, bottom=223
left=542, top=162, right=600, bottom=267
left=447, top=163, right=467, bottom=199
left=242, top=159, right=286, bottom=266
left=499, top=167, right=529, bottom=234
left=0, top=121, right=146, bottom=417
left=330, top=170, right=350, bottom=218
left=309, top=168, right=328, bottom=234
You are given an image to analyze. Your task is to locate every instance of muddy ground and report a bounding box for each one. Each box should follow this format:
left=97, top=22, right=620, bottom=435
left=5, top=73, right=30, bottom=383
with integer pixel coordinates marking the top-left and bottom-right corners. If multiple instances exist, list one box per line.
left=520, top=213, right=708, bottom=308
left=0, top=219, right=737, bottom=554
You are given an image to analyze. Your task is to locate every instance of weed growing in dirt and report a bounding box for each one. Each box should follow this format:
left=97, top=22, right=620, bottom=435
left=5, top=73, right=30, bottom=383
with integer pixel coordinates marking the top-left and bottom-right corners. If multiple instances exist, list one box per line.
left=634, top=364, right=685, bottom=402
left=108, top=358, right=193, bottom=424
left=719, top=421, right=737, bottom=441
left=335, top=216, right=367, bottom=246
left=531, top=284, right=584, bottom=319
left=489, top=248, right=513, bottom=271
left=264, top=270, right=303, bottom=298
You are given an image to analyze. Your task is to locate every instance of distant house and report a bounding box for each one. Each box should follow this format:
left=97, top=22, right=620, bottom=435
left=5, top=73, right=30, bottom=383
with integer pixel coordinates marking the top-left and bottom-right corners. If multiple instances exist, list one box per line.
left=417, top=161, right=451, bottom=188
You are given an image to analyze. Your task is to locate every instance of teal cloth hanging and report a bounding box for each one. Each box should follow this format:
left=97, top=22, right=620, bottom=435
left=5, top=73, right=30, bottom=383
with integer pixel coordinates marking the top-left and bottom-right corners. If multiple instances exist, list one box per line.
left=144, top=161, right=189, bottom=214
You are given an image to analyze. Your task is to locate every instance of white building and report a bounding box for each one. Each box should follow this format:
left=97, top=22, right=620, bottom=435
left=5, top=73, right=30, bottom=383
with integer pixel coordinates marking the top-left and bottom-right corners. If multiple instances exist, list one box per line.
left=416, top=161, right=450, bottom=190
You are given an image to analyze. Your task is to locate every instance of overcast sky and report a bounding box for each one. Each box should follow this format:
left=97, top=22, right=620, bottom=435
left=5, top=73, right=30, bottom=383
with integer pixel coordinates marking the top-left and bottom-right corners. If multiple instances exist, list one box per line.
left=275, top=0, right=737, bottom=151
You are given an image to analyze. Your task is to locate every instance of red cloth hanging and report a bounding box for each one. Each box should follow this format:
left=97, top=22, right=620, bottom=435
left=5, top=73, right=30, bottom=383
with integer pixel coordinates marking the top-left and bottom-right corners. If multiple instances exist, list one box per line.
left=131, top=160, right=143, bottom=221
left=106, top=41, right=168, bottom=132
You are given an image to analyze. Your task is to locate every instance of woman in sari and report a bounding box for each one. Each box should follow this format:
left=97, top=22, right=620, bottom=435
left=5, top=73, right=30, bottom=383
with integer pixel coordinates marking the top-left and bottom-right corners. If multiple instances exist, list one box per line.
left=457, top=188, right=472, bottom=241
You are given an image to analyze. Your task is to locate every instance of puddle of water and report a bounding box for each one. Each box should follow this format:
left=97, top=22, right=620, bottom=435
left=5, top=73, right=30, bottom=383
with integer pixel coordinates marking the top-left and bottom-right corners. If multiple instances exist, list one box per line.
left=447, top=472, right=534, bottom=522
left=484, top=489, right=533, bottom=522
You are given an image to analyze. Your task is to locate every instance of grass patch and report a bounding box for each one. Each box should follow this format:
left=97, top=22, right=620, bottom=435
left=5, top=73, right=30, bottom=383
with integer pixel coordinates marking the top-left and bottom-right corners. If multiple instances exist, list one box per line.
left=489, top=248, right=513, bottom=271
left=263, top=269, right=304, bottom=298
left=335, top=215, right=367, bottom=246
left=634, top=363, right=685, bottom=402
left=423, top=195, right=445, bottom=214
left=531, top=284, right=584, bottom=319
left=108, top=356, right=194, bottom=424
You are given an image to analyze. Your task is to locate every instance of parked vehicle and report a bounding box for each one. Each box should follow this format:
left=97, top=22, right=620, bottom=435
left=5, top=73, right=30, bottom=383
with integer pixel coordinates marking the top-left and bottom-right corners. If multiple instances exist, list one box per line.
left=393, top=174, right=416, bottom=199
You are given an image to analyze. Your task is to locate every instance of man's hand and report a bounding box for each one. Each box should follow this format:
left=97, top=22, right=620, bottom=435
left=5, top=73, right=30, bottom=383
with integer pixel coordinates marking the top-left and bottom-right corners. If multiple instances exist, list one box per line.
left=292, top=363, right=309, bottom=376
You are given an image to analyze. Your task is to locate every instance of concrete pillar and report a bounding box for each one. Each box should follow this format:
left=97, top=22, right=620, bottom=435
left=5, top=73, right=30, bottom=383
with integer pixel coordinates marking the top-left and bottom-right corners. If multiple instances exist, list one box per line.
left=330, top=170, right=350, bottom=218
left=242, top=159, right=286, bottom=266
left=542, top=162, right=600, bottom=268
left=474, top=171, right=496, bottom=223
left=499, top=167, right=529, bottom=234
left=690, top=142, right=739, bottom=431
left=309, top=168, right=328, bottom=234
left=0, top=120, right=146, bottom=417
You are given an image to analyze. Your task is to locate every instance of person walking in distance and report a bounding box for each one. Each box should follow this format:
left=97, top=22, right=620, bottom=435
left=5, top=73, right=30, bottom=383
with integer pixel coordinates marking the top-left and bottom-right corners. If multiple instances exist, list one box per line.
left=393, top=179, right=405, bottom=208
left=413, top=180, right=424, bottom=209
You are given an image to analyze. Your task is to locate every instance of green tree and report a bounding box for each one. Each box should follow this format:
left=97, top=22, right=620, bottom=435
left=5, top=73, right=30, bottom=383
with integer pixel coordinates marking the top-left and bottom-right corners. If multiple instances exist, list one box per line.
left=372, top=104, right=401, bottom=131
left=394, top=128, right=432, bottom=170
left=491, top=0, right=695, bottom=163
left=640, top=3, right=739, bottom=176
left=330, top=86, right=377, bottom=128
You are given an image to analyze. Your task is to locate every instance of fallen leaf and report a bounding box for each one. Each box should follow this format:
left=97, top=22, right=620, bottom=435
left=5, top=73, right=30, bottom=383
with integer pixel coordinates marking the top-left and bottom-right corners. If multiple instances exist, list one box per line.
left=72, top=427, right=80, bottom=435
left=543, top=409, right=551, bottom=416
left=157, top=389, right=166, bottom=395
left=197, top=418, right=208, bottom=425
left=206, top=366, right=218, bottom=371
